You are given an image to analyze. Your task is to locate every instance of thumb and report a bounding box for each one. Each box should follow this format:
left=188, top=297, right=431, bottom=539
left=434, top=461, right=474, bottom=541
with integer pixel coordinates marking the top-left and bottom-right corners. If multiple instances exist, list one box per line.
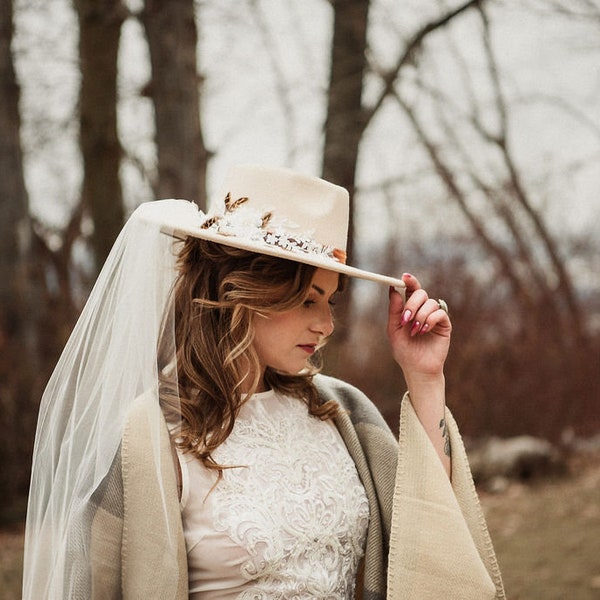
left=387, top=286, right=406, bottom=330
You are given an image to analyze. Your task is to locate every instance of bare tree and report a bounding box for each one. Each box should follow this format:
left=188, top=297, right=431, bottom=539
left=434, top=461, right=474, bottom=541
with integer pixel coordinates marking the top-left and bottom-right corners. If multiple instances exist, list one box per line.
left=477, top=6, right=585, bottom=344
left=0, top=0, right=34, bottom=512
left=141, top=0, right=209, bottom=209
left=0, top=0, right=28, bottom=306
left=74, top=0, right=126, bottom=271
left=321, top=0, right=486, bottom=360
left=322, top=0, right=370, bottom=264
left=363, top=0, right=484, bottom=131
left=356, top=0, right=597, bottom=436
left=318, top=0, right=599, bottom=438
left=376, top=3, right=587, bottom=350
left=319, top=0, right=370, bottom=356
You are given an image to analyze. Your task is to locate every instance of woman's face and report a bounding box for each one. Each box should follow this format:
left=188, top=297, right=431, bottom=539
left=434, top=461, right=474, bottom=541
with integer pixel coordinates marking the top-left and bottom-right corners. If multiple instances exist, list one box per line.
left=252, top=268, right=339, bottom=387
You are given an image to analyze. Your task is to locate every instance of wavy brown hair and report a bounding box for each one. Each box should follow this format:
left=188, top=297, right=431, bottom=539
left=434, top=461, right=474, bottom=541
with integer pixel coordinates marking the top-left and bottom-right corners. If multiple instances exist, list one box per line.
left=159, top=238, right=340, bottom=470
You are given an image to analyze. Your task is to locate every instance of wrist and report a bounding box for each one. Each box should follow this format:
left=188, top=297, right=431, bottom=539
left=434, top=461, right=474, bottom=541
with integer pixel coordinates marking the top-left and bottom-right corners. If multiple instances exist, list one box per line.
left=404, top=371, right=445, bottom=393
left=403, top=372, right=446, bottom=410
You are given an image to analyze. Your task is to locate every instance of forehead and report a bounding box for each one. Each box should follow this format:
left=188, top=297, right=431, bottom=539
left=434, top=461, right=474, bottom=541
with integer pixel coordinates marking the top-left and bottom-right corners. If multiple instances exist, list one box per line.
left=311, top=268, right=339, bottom=294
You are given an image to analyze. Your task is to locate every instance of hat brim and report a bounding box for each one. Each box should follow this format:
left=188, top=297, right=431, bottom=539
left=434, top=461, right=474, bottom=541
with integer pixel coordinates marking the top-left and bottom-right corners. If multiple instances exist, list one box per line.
left=163, top=222, right=406, bottom=293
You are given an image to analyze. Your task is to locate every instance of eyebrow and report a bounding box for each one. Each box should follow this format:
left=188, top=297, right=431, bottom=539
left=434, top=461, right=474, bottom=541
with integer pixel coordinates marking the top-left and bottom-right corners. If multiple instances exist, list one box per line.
left=312, top=284, right=338, bottom=297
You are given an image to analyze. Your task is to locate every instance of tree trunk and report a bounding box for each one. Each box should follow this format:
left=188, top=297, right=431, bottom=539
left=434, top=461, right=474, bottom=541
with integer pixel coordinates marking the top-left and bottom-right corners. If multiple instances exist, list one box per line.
left=322, top=0, right=370, bottom=265
left=0, top=0, right=35, bottom=514
left=74, top=0, right=125, bottom=272
left=141, top=0, right=209, bottom=210
left=0, top=0, right=28, bottom=303
left=321, top=0, right=370, bottom=364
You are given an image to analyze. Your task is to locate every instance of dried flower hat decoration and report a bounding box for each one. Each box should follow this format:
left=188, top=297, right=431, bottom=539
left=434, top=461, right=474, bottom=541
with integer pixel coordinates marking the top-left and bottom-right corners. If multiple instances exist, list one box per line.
left=200, top=192, right=347, bottom=265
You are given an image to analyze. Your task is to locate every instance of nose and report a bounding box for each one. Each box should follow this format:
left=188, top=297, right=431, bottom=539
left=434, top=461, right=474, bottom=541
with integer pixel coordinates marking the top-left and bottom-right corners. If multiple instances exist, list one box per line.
left=311, top=305, right=335, bottom=338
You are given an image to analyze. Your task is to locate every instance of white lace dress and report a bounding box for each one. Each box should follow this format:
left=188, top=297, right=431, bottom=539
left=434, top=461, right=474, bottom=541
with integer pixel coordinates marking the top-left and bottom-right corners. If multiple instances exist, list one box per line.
left=176, top=389, right=370, bottom=599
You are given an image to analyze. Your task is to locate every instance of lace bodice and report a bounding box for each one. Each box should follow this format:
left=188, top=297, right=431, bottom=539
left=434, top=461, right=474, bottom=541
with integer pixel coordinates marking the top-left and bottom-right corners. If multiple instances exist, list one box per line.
left=177, top=389, right=369, bottom=599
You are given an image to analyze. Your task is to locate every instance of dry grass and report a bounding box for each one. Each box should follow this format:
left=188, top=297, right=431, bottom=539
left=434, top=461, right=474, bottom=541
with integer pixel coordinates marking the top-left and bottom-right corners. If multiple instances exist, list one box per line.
left=2, top=453, right=599, bottom=600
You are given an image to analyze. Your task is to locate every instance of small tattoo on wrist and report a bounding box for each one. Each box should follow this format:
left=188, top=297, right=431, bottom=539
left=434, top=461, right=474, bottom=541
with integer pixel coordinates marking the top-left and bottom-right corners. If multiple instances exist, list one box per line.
left=439, top=418, right=451, bottom=458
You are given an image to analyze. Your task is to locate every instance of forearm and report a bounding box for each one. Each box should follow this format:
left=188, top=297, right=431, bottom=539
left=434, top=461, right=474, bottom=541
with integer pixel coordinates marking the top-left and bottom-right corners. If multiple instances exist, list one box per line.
left=403, top=372, right=451, bottom=479
left=386, top=274, right=453, bottom=477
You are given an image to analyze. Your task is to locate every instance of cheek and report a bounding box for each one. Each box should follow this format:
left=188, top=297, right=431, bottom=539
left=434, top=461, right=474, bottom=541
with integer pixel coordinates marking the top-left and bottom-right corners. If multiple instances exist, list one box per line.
left=252, top=311, right=303, bottom=353
left=253, top=315, right=286, bottom=352
left=257, top=310, right=303, bottom=335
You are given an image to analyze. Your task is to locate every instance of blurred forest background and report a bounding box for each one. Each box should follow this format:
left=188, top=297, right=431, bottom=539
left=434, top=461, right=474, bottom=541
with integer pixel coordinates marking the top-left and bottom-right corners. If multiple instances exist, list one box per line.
left=0, top=0, right=599, bottom=589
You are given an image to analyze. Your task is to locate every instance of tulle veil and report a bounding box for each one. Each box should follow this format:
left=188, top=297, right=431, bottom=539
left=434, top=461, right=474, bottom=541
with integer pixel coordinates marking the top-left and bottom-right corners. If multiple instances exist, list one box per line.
left=22, top=200, right=201, bottom=599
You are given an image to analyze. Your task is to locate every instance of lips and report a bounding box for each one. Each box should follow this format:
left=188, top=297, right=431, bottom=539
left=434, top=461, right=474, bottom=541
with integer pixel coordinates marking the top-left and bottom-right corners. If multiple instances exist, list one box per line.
left=298, top=344, right=317, bottom=355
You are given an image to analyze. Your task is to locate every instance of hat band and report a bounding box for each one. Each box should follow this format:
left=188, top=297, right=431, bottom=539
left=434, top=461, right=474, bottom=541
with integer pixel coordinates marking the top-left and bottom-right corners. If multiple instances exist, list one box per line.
left=201, top=193, right=347, bottom=265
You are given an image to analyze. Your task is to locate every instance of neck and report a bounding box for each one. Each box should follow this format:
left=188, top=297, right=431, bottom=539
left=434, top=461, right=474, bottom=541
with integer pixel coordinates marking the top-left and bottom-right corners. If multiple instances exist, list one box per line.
left=255, top=380, right=268, bottom=393
left=239, top=365, right=268, bottom=395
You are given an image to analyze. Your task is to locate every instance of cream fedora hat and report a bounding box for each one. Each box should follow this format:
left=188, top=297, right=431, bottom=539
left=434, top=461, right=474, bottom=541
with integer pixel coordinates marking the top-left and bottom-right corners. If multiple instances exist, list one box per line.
left=162, top=164, right=406, bottom=291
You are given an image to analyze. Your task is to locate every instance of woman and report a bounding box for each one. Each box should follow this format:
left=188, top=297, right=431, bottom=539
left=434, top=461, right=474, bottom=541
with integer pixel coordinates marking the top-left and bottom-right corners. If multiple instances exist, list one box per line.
left=23, top=165, right=504, bottom=599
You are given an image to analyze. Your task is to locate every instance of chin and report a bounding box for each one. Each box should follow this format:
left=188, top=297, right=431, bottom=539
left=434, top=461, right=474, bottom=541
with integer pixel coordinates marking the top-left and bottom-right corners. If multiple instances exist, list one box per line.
left=271, top=363, right=310, bottom=376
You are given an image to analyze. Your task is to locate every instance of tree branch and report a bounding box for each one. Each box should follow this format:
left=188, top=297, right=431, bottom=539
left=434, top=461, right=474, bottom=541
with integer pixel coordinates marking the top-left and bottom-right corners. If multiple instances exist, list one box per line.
left=391, top=88, right=537, bottom=310
left=477, top=4, right=588, bottom=347
left=363, top=0, right=485, bottom=132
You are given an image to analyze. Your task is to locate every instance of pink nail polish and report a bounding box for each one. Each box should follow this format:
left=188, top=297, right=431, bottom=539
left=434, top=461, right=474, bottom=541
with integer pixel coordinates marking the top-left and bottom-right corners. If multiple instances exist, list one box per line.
left=420, top=323, right=429, bottom=334
left=411, top=320, right=421, bottom=335
left=401, top=310, right=412, bottom=326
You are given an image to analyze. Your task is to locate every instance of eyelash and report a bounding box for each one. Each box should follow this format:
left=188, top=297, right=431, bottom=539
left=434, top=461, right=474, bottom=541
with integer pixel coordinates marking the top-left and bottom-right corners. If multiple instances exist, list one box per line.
left=303, top=299, right=336, bottom=307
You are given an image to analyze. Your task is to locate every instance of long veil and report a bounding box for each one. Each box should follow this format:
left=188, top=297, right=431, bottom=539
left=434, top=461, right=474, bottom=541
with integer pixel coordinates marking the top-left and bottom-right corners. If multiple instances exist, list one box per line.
left=22, top=199, right=201, bottom=599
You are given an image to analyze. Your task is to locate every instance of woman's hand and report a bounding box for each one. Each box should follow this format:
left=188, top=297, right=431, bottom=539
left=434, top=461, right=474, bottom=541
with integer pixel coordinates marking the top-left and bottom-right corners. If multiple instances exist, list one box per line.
left=387, top=273, right=451, bottom=380
left=388, top=273, right=453, bottom=477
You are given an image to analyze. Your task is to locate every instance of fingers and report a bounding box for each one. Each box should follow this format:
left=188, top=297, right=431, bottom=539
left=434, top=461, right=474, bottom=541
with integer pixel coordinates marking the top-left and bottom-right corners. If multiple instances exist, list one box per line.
left=405, top=297, right=444, bottom=336
left=390, top=273, right=450, bottom=337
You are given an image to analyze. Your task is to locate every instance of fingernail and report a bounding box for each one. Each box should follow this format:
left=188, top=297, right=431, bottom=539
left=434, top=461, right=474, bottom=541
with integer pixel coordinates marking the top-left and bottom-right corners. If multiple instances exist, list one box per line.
left=420, top=323, right=429, bottom=334
left=411, top=320, right=421, bottom=336
left=401, top=310, right=412, bottom=326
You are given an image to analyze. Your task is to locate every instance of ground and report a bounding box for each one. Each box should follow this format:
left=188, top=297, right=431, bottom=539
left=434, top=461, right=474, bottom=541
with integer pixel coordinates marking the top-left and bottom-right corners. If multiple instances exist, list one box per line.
left=480, top=451, right=600, bottom=599
left=0, top=522, right=23, bottom=600
left=2, top=452, right=599, bottom=599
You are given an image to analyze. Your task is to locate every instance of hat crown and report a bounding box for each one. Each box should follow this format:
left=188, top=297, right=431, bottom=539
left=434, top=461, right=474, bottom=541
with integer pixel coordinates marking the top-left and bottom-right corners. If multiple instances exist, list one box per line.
left=212, top=165, right=349, bottom=252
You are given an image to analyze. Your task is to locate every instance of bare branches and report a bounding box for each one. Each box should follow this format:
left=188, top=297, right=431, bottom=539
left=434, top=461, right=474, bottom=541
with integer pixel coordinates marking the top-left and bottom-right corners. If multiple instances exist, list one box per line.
left=363, top=0, right=591, bottom=350
left=363, top=0, right=486, bottom=132
left=527, top=0, right=600, bottom=23
left=392, top=89, right=537, bottom=310
left=248, top=0, right=299, bottom=165
left=477, top=5, right=587, bottom=345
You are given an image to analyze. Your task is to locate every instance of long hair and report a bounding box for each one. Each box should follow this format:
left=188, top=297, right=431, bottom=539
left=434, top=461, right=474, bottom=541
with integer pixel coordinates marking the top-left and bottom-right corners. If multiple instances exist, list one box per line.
left=160, top=238, right=339, bottom=470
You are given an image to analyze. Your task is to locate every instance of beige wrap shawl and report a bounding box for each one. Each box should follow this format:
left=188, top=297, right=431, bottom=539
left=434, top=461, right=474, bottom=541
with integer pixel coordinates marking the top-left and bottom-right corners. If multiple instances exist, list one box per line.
left=89, top=374, right=505, bottom=599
